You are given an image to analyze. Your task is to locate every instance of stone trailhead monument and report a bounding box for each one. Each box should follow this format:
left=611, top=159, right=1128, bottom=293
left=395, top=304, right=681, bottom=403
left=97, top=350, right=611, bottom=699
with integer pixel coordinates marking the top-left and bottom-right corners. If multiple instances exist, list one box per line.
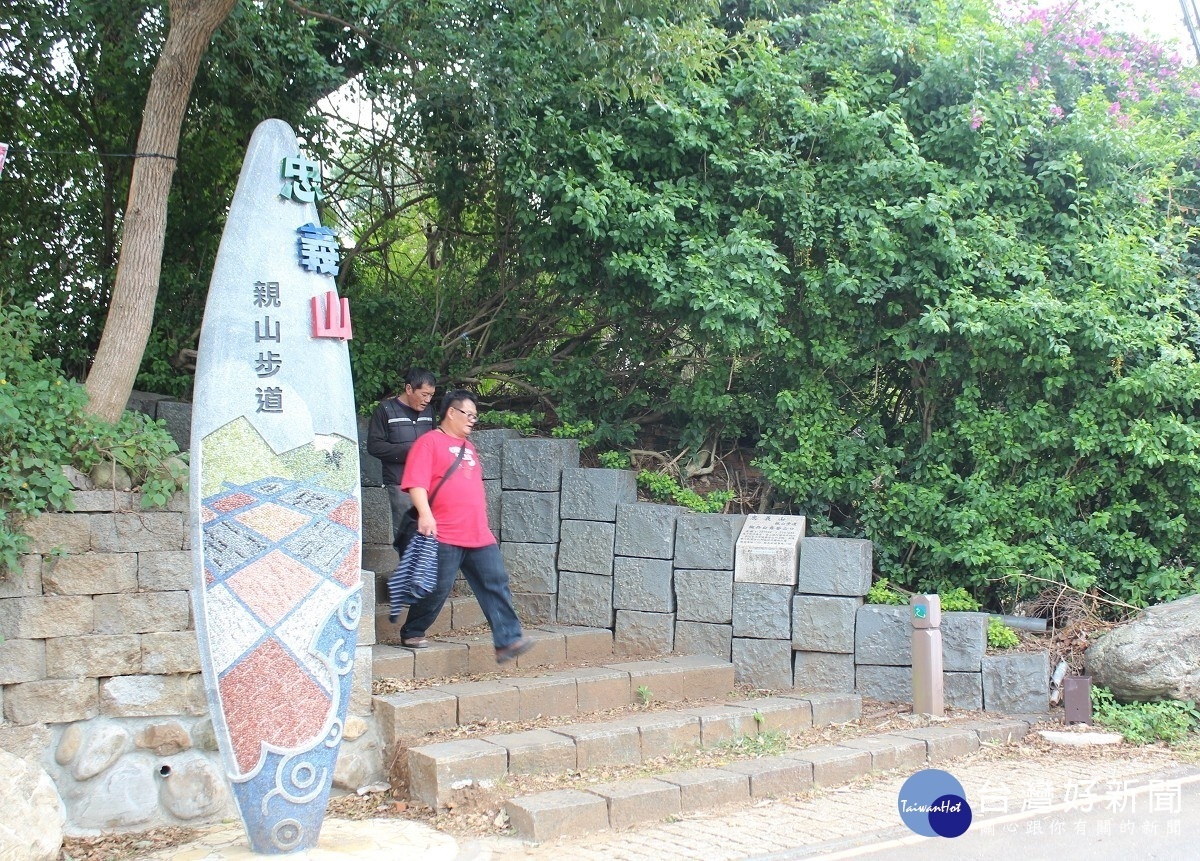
left=189, top=119, right=361, bottom=854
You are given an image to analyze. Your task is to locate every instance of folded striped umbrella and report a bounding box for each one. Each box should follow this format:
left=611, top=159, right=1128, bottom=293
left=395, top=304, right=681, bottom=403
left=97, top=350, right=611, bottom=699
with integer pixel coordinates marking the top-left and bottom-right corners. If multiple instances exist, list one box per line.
left=387, top=534, right=439, bottom=619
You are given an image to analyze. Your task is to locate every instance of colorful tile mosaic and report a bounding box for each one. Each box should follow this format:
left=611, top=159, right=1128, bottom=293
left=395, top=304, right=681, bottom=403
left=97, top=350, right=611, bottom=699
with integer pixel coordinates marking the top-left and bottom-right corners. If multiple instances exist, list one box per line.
left=197, top=473, right=361, bottom=853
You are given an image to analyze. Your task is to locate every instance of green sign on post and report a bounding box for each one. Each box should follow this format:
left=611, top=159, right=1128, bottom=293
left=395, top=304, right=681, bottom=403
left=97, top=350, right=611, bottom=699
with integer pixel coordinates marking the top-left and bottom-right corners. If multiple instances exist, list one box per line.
left=910, top=594, right=943, bottom=717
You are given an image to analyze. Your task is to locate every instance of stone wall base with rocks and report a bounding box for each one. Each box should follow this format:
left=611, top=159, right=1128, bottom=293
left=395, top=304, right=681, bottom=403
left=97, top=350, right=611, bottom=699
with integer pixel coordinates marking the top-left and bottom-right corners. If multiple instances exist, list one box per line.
left=853, top=606, right=1049, bottom=712
left=2, top=489, right=379, bottom=835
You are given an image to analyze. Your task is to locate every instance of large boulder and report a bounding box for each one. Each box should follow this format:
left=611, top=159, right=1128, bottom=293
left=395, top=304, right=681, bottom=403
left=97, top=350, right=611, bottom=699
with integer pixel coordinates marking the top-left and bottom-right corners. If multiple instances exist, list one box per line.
left=1085, top=594, right=1200, bottom=701
left=0, top=748, right=64, bottom=861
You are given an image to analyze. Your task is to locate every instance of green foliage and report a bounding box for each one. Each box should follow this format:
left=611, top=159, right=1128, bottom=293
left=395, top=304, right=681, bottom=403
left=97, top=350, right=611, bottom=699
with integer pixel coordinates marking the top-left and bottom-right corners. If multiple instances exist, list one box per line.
left=1091, top=686, right=1200, bottom=745
left=717, top=729, right=787, bottom=756
left=866, top=578, right=983, bottom=611
left=0, top=301, right=186, bottom=572
left=939, top=588, right=981, bottom=612
left=597, top=450, right=633, bottom=470
left=0, top=303, right=87, bottom=568
left=742, top=1, right=1200, bottom=609
left=1, top=0, right=356, bottom=388
left=81, top=413, right=189, bottom=508
left=552, top=419, right=596, bottom=447
left=636, top=684, right=652, bottom=705
left=477, top=410, right=538, bottom=435
left=637, top=470, right=734, bottom=513
left=866, top=578, right=907, bottom=605
left=10, top=0, right=1200, bottom=613
left=986, top=617, right=1020, bottom=650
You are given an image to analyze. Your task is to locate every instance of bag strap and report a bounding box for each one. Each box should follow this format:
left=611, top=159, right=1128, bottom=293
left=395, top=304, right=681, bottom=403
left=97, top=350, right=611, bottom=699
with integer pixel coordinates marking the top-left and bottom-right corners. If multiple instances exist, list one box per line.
left=427, top=440, right=467, bottom=507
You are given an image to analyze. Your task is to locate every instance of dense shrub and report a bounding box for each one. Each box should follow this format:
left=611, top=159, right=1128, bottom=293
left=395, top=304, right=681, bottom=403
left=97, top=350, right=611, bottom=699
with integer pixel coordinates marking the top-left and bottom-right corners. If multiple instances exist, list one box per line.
left=0, top=300, right=186, bottom=572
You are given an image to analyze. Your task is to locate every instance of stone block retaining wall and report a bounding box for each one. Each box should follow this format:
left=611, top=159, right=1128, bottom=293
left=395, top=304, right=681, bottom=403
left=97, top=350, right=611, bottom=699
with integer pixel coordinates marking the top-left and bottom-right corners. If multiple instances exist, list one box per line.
left=2, top=492, right=378, bottom=833
left=851, top=606, right=1050, bottom=712
left=457, top=433, right=1050, bottom=706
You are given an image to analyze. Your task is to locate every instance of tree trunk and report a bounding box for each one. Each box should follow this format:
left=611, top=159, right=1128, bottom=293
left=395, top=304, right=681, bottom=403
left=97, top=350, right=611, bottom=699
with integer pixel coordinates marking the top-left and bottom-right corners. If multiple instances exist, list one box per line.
left=84, top=0, right=237, bottom=423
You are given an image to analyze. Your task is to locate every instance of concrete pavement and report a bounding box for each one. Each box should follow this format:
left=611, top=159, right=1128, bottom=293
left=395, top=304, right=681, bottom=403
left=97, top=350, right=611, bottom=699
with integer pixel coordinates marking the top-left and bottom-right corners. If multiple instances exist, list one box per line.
left=141, top=741, right=1197, bottom=860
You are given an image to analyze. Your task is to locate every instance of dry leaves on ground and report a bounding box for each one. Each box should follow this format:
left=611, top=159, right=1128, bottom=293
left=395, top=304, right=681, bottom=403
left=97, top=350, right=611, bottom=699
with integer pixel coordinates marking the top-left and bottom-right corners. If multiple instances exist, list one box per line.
left=60, top=826, right=199, bottom=861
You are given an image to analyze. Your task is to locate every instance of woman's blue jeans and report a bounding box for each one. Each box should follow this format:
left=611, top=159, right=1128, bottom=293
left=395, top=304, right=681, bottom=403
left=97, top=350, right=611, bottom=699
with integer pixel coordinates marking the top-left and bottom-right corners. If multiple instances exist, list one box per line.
left=399, top=542, right=524, bottom=649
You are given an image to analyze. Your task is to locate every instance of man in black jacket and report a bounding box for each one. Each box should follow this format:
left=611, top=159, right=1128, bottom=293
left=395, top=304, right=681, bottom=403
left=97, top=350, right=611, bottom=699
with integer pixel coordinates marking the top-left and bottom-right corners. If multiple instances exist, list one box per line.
left=366, top=368, right=437, bottom=554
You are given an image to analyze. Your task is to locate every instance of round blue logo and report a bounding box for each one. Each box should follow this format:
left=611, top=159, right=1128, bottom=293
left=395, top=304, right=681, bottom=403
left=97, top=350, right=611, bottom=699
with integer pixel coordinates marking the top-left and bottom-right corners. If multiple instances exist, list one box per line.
left=897, top=769, right=972, bottom=837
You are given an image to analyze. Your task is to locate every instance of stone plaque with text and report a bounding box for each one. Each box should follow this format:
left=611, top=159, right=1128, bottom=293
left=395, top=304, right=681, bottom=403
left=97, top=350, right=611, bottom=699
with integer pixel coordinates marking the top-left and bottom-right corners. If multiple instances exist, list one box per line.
left=733, top=514, right=805, bottom=585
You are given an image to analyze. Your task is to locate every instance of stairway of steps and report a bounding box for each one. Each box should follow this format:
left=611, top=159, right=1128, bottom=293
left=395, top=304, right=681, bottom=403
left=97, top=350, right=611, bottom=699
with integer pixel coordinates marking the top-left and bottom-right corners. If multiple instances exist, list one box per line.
left=370, top=623, right=1040, bottom=843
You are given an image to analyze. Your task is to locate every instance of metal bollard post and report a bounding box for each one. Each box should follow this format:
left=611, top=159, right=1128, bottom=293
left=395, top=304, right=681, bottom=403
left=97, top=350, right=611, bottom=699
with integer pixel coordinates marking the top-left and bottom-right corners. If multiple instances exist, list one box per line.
left=911, top=594, right=944, bottom=717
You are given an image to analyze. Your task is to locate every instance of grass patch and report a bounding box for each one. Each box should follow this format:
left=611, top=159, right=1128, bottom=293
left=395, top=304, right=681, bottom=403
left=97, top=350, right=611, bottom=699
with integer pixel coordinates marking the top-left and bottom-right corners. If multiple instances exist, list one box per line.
left=712, top=730, right=790, bottom=758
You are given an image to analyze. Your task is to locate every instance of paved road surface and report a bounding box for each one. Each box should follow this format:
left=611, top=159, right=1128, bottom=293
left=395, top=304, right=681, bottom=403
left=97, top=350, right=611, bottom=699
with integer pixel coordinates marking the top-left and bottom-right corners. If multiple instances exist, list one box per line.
left=749, top=765, right=1200, bottom=861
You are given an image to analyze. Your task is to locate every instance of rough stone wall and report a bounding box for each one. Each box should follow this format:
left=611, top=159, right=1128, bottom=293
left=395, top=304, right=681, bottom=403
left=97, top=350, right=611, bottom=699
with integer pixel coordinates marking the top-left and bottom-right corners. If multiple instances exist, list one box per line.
left=1, top=491, right=377, bottom=834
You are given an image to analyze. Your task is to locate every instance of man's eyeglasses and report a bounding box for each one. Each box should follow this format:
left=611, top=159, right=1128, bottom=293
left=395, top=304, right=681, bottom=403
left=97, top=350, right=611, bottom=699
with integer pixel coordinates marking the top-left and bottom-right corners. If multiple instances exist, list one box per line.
left=450, top=406, right=478, bottom=422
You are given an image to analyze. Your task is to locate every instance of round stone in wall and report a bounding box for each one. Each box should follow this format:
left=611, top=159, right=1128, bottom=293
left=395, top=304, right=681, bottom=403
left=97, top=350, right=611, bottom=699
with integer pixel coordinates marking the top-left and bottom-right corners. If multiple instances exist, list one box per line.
left=343, top=715, right=369, bottom=741
left=333, top=730, right=383, bottom=791
left=135, top=721, right=191, bottom=756
left=55, top=723, right=84, bottom=766
left=190, top=717, right=219, bottom=752
left=158, top=752, right=229, bottom=821
left=73, top=721, right=132, bottom=781
left=71, top=755, right=158, bottom=829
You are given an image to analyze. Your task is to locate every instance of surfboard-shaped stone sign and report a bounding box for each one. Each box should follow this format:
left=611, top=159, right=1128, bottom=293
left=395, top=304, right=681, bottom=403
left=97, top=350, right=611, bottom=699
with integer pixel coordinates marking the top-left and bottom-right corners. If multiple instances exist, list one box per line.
left=189, top=118, right=360, bottom=854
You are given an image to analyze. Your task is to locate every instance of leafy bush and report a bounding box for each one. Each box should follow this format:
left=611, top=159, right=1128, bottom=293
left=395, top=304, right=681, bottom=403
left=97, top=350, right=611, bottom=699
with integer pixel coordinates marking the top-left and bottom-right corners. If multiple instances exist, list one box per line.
left=477, top=410, right=538, bottom=435
left=986, top=617, right=1019, bottom=649
left=865, top=578, right=984, bottom=613
left=552, top=419, right=596, bottom=447
left=0, top=301, right=187, bottom=572
left=1091, top=686, right=1200, bottom=745
left=746, top=3, right=1200, bottom=609
left=597, top=450, right=632, bottom=470
left=636, top=469, right=734, bottom=513
left=866, top=578, right=907, bottom=605
left=939, top=588, right=981, bottom=612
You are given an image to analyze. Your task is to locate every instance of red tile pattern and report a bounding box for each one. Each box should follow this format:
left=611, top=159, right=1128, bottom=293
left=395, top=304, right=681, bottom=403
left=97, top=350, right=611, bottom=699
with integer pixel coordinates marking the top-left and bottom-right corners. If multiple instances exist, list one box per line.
left=219, top=638, right=331, bottom=773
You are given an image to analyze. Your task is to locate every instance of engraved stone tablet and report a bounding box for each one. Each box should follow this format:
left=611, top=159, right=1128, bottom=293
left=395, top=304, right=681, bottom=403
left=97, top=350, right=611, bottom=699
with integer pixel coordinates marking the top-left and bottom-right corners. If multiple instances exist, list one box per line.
left=733, top=514, right=805, bottom=585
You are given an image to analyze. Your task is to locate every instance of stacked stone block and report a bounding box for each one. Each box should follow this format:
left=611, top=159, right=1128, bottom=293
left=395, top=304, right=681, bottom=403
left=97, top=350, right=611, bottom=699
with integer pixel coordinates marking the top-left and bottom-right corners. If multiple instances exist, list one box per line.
left=671, top=515, right=746, bottom=666
left=788, top=538, right=871, bottom=694
left=498, top=438, right=580, bottom=624
left=555, top=468, right=636, bottom=645
left=731, top=582, right=793, bottom=689
left=852, top=606, right=1045, bottom=712
left=614, top=503, right=684, bottom=654
left=730, top=515, right=802, bottom=689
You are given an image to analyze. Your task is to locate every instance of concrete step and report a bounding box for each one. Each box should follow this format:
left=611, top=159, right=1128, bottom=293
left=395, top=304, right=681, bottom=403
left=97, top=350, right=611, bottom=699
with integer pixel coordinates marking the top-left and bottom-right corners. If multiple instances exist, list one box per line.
left=402, top=687, right=862, bottom=809
left=503, top=714, right=1036, bottom=842
left=374, top=594, right=487, bottom=645
left=371, top=625, right=615, bottom=682
left=375, top=644, right=736, bottom=750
